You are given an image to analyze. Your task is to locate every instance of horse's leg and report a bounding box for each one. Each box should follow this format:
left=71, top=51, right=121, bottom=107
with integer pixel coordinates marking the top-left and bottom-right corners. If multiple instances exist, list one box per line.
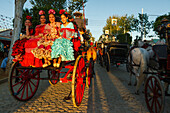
left=165, top=83, right=170, bottom=96
left=128, top=72, right=132, bottom=86
left=128, top=54, right=132, bottom=86
left=134, top=76, right=137, bottom=86
left=136, top=74, right=146, bottom=95
left=133, top=67, right=138, bottom=86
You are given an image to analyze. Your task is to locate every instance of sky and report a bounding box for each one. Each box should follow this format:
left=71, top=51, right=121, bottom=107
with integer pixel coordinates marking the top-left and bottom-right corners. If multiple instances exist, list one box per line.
left=0, top=0, right=169, bottom=41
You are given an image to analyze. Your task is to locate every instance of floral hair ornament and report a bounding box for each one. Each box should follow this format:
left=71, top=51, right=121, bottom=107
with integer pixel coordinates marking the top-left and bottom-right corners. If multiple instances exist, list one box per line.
left=39, top=10, right=45, bottom=15
left=48, top=9, right=56, bottom=15
left=59, top=9, right=68, bottom=15
left=26, top=15, right=32, bottom=20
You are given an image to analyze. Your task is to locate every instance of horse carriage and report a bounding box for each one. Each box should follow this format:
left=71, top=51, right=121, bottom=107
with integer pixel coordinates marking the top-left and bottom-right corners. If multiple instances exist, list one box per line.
left=8, top=34, right=96, bottom=108
left=103, top=42, right=129, bottom=72
left=143, top=18, right=170, bottom=113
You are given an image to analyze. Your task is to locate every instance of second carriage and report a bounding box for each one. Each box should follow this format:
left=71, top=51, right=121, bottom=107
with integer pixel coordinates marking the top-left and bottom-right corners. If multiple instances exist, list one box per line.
left=103, top=42, right=129, bottom=72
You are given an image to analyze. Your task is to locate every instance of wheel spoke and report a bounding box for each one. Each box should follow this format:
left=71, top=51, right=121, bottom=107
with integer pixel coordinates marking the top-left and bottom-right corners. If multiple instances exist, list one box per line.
left=12, top=79, right=24, bottom=87
left=26, top=82, right=28, bottom=98
left=30, top=80, right=36, bottom=87
left=148, top=96, right=153, bottom=102
left=21, top=81, right=27, bottom=99
left=151, top=97, right=155, bottom=111
left=155, top=99, right=161, bottom=111
left=28, top=82, right=33, bottom=94
left=148, top=84, right=153, bottom=92
left=155, top=98, right=157, bottom=113
left=150, top=78, right=154, bottom=91
left=16, top=81, right=25, bottom=94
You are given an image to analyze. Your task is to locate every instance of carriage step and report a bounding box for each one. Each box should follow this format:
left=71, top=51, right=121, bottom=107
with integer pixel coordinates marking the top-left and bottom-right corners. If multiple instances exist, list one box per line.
left=16, top=66, right=60, bottom=71
left=60, top=78, right=72, bottom=83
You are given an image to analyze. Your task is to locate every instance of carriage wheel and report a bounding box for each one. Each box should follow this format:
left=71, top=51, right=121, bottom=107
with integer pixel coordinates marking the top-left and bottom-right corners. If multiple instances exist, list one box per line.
left=144, top=75, right=165, bottom=113
left=8, top=62, right=40, bottom=101
left=105, top=52, right=110, bottom=72
left=72, top=55, right=86, bottom=107
left=86, top=58, right=94, bottom=88
left=48, top=70, right=59, bottom=85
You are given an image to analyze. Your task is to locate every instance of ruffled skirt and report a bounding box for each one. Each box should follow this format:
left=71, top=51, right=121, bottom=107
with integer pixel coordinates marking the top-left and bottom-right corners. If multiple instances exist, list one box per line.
left=51, top=38, right=75, bottom=61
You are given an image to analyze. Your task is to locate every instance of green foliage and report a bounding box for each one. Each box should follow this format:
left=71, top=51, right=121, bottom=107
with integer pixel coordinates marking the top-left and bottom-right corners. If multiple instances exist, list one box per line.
left=153, top=12, right=170, bottom=34
left=69, top=0, right=87, bottom=12
left=132, top=13, right=153, bottom=38
left=22, top=0, right=87, bottom=29
left=30, top=0, right=66, bottom=10
left=103, top=15, right=135, bottom=36
left=117, top=33, right=132, bottom=45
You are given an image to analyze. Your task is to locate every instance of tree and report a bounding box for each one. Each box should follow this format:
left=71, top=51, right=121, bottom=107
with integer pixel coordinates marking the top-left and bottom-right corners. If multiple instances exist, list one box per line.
left=132, top=13, right=153, bottom=40
left=23, top=0, right=87, bottom=29
left=103, top=15, right=135, bottom=37
left=68, top=0, right=87, bottom=12
left=153, top=12, right=170, bottom=34
left=6, top=0, right=27, bottom=74
left=30, top=0, right=66, bottom=11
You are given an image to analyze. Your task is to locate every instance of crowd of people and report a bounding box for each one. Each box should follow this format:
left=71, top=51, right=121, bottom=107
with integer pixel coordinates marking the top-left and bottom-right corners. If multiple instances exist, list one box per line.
left=11, top=9, right=87, bottom=68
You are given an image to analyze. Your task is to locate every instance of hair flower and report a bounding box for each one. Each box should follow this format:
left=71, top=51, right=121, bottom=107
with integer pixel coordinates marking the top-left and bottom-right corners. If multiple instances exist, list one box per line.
left=39, top=10, right=45, bottom=15
left=59, top=9, right=66, bottom=14
left=26, top=16, right=32, bottom=20
left=48, top=9, right=56, bottom=15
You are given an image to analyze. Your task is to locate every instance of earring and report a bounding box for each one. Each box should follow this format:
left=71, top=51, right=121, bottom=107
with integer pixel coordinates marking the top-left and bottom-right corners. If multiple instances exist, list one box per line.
left=67, top=19, right=69, bottom=22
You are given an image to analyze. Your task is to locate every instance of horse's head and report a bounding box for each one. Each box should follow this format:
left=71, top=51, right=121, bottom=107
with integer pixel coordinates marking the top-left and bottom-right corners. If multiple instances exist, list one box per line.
left=145, top=45, right=155, bottom=59
left=137, top=40, right=144, bottom=47
left=146, top=45, right=159, bottom=69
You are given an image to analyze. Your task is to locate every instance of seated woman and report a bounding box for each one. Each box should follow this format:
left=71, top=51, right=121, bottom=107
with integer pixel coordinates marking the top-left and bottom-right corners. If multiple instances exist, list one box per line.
left=68, top=13, right=81, bottom=58
left=23, top=10, right=46, bottom=67
left=51, top=9, right=75, bottom=68
left=32, top=9, right=59, bottom=68
left=11, top=16, right=34, bottom=63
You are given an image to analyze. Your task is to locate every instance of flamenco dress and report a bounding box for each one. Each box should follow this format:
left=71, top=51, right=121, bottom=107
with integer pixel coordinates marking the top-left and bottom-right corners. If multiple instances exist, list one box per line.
left=32, top=23, right=59, bottom=60
left=51, top=22, right=75, bottom=61
left=11, top=28, right=34, bottom=63
left=21, top=25, right=45, bottom=67
left=71, top=23, right=81, bottom=58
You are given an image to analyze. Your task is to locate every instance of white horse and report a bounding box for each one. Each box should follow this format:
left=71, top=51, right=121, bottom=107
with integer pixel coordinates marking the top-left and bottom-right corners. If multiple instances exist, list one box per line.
left=128, top=45, right=156, bottom=94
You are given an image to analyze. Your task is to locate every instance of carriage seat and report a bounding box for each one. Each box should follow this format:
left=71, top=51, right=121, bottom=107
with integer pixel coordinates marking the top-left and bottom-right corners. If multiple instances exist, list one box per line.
left=152, top=45, right=167, bottom=60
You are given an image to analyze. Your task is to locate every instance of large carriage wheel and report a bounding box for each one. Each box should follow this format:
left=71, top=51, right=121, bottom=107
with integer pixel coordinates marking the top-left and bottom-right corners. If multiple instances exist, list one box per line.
left=104, top=52, right=110, bottom=72
left=144, top=75, right=165, bottom=113
left=86, top=58, right=94, bottom=88
left=72, top=55, right=86, bottom=107
left=48, top=70, right=59, bottom=85
left=8, top=62, right=40, bottom=101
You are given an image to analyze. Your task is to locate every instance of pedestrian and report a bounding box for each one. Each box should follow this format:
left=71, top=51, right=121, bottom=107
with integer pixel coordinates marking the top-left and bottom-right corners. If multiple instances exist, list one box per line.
left=1, top=52, right=8, bottom=71
left=73, top=11, right=85, bottom=30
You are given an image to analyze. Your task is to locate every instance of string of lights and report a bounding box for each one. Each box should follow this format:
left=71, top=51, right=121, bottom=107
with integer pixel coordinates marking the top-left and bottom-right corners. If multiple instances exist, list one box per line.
left=0, top=14, right=13, bottom=30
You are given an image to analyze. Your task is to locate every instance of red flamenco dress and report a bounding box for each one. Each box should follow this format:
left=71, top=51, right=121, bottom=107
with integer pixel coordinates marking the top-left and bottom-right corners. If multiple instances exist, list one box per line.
left=11, top=28, right=34, bottom=63
left=20, top=25, right=45, bottom=67
left=71, top=23, right=81, bottom=59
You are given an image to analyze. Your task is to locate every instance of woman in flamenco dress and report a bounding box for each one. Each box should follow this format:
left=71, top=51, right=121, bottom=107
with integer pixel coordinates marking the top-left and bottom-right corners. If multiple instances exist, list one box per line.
left=11, top=16, right=34, bottom=63
left=32, top=9, right=59, bottom=68
left=51, top=9, right=75, bottom=68
left=22, top=10, right=46, bottom=67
